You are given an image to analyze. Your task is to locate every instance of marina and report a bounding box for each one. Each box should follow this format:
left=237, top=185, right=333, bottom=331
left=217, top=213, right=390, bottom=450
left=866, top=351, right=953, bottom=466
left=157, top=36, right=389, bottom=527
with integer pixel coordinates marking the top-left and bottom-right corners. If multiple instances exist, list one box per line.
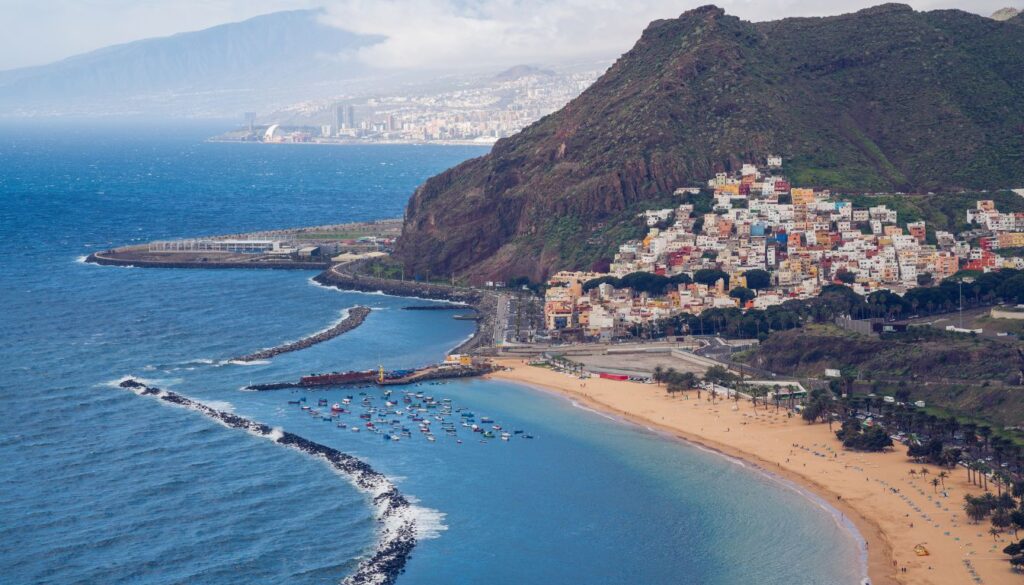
left=286, top=385, right=535, bottom=445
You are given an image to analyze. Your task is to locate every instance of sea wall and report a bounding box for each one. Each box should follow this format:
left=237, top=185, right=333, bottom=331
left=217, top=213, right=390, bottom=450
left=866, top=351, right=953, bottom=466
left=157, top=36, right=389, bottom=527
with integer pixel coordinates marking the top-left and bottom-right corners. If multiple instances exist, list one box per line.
left=314, top=262, right=497, bottom=354
left=86, top=251, right=329, bottom=270
left=233, top=306, right=371, bottom=362
left=115, top=379, right=416, bottom=585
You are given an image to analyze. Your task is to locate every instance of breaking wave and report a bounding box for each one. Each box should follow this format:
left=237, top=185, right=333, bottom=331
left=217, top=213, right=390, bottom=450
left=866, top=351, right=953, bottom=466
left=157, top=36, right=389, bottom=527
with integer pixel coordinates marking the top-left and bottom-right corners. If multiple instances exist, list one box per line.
left=112, top=379, right=428, bottom=585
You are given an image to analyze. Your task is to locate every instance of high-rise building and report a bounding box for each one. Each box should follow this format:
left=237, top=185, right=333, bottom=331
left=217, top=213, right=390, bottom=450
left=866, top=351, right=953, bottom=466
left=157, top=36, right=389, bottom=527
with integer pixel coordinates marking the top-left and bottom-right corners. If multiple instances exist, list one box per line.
left=333, top=104, right=344, bottom=134
left=244, top=112, right=256, bottom=133
left=345, top=105, right=356, bottom=130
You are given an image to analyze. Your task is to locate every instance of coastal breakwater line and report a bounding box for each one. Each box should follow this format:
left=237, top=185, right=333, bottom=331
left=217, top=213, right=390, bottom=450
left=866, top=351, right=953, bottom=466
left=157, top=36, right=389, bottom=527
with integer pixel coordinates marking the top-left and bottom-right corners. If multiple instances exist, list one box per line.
left=313, top=262, right=496, bottom=355
left=86, top=250, right=329, bottom=270
left=246, top=363, right=493, bottom=391
left=232, top=306, right=371, bottom=362
left=114, top=379, right=418, bottom=585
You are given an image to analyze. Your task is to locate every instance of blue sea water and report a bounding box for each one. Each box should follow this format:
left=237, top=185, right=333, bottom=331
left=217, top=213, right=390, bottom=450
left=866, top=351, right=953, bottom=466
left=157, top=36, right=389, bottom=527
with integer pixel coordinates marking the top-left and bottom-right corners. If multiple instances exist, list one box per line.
left=0, top=122, right=865, bottom=584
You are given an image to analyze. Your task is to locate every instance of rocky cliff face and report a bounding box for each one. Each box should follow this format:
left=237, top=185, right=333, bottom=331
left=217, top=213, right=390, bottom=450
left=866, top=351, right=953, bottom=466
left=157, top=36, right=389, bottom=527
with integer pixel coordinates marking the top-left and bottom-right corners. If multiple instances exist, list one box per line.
left=396, top=4, right=1024, bottom=283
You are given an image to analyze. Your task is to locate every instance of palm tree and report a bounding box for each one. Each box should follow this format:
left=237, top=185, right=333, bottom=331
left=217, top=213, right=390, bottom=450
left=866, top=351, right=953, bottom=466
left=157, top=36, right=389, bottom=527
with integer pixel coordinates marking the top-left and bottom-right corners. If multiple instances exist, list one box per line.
left=931, top=477, right=941, bottom=493
left=938, top=471, right=949, bottom=488
left=653, top=366, right=664, bottom=386
left=920, top=467, right=930, bottom=479
left=908, top=469, right=918, bottom=479
left=990, top=526, right=1002, bottom=542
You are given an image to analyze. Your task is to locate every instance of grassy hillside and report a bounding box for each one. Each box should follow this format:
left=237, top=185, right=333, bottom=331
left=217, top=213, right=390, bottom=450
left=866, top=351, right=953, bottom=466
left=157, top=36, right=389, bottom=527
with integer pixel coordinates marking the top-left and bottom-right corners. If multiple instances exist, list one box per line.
left=742, top=324, right=1024, bottom=428
left=397, top=4, right=1024, bottom=282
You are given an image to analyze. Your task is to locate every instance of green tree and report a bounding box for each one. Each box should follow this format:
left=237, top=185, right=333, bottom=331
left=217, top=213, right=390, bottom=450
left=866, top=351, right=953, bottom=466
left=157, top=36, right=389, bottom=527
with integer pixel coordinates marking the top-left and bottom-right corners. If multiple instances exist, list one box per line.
left=743, top=269, right=772, bottom=290
left=729, top=287, right=756, bottom=305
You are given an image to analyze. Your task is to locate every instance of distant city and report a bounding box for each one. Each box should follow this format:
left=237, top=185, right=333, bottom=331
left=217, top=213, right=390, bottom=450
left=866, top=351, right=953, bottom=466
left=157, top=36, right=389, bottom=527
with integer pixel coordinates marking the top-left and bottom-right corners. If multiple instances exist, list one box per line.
left=211, top=66, right=601, bottom=145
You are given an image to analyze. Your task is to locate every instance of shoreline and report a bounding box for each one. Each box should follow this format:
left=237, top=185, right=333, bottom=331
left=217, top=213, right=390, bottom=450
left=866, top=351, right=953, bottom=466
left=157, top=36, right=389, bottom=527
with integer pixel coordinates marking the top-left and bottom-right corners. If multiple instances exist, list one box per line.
left=489, top=359, right=1017, bottom=585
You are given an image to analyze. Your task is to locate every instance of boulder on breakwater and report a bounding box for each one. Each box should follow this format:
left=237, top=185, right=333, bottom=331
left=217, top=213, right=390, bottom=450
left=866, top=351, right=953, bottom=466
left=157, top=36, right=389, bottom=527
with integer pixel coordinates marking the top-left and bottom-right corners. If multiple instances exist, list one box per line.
left=115, top=378, right=418, bottom=585
left=232, top=306, right=371, bottom=362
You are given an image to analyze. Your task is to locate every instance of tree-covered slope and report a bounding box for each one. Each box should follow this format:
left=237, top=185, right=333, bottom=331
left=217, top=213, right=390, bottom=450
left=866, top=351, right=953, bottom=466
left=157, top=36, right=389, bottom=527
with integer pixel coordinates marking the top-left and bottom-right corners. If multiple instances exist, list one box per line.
left=396, top=4, right=1024, bottom=283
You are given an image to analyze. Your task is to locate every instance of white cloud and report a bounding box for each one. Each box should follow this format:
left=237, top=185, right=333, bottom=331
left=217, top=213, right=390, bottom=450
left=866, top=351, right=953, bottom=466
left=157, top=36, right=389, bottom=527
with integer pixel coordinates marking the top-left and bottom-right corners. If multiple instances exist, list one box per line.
left=318, top=0, right=1015, bottom=69
left=0, top=0, right=1012, bottom=71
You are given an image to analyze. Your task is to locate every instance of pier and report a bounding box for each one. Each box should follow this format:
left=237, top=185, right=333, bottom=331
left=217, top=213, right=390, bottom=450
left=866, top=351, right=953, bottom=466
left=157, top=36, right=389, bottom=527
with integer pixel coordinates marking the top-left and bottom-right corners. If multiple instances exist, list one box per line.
left=232, top=306, right=371, bottom=362
left=246, top=361, right=493, bottom=391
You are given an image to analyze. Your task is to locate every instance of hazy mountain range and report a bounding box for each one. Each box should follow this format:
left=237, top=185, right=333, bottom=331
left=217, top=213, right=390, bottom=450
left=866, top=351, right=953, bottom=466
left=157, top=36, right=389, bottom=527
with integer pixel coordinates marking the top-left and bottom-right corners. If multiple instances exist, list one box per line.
left=0, top=9, right=386, bottom=117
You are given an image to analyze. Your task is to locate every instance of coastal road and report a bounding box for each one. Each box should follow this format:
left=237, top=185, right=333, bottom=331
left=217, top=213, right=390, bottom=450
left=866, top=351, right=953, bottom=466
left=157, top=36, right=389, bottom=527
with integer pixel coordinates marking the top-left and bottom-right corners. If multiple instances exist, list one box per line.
left=493, top=293, right=510, bottom=346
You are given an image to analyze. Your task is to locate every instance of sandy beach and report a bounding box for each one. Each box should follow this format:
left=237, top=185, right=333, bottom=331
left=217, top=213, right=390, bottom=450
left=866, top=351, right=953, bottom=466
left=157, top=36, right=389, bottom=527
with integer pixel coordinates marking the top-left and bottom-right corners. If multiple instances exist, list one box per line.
left=490, top=359, right=1016, bottom=585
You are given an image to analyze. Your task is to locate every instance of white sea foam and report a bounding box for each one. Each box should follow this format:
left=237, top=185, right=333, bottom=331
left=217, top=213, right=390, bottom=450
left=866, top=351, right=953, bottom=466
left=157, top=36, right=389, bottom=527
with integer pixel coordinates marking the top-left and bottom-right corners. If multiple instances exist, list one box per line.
left=116, top=380, right=429, bottom=584
left=224, top=359, right=271, bottom=366
left=199, top=400, right=235, bottom=412
left=103, top=375, right=178, bottom=389
left=74, top=255, right=89, bottom=264
left=569, top=399, right=618, bottom=422
left=311, top=276, right=468, bottom=305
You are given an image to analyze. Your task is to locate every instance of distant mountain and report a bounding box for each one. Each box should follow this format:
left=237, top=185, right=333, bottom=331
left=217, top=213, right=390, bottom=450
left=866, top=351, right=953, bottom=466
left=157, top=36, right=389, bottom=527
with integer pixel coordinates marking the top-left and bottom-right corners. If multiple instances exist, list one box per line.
left=0, top=9, right=383, bottom=117
left=991, top=7, right=1021, bottom=21
left=493, top=65, right=556, bottom=81
left=396, top=4, right=1024, bottom=283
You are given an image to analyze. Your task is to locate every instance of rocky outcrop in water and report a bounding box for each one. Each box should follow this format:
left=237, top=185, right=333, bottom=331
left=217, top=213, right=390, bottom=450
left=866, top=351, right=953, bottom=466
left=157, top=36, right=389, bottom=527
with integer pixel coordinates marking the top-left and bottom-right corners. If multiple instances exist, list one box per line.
left=232, top=306, right=371, bottom=362
left=116, top=379, right=418, bottom=585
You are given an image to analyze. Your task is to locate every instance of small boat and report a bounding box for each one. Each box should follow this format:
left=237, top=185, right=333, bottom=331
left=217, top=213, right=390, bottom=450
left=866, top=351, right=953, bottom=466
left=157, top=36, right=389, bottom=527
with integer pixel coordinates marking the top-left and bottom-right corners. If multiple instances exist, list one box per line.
left=482, top=431, right=495, bottom=438
left=350, top=427, right=361, bottom=433
left=426, top=435, right=436, bottom=442
left=331, top=403, right=343, bottom=413
left=337, top=423, right=347, bottom=429
left=480, top=417, right=494, bottom=424
left=501, top=433, right=511, bottom=441
left=317, top=398, right=328, bottom=407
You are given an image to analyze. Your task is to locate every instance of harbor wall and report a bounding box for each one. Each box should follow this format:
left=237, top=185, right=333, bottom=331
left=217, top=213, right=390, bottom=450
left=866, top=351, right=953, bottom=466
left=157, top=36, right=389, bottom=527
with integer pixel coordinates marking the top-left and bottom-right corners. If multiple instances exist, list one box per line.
left=314, top=262, right=497, bottom=354
left=87, top=251, right=329, bottom=270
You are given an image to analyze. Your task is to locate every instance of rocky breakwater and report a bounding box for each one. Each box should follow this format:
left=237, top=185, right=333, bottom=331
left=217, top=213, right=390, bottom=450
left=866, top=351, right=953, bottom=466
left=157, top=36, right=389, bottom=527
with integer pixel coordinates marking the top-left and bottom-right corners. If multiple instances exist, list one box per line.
left=314, top=262, right=496, bottom=354
left=233, top=306, right=371, bottom=362
left=116, top=379, right=419, bottom=585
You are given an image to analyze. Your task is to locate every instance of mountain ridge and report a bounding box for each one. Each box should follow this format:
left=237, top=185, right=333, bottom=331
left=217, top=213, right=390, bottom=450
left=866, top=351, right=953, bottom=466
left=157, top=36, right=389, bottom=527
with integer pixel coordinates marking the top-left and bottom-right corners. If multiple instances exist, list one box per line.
left=396, top=4, right=1024, bottom=283
left=0, top=9, right=383, bottom=116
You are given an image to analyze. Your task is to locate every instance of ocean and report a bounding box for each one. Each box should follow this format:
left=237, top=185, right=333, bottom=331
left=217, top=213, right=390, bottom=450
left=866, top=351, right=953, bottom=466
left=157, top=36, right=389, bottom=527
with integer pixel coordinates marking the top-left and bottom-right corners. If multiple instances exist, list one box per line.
left=0, top=122, right=865, bottom=584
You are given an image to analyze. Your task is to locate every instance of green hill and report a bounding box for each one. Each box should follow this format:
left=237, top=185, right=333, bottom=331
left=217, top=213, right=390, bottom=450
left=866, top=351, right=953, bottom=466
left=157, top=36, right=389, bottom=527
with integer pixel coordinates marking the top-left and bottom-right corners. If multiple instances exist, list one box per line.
left=396, top=4, right=1024, bottom=283
left=744, top=324, right=1024, bottom=428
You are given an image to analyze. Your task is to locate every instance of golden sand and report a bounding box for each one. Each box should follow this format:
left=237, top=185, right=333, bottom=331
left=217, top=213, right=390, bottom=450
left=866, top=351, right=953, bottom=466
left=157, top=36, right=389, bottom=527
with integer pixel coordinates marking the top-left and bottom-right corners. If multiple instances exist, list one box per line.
left=490, top=359, right=1015, bottom=585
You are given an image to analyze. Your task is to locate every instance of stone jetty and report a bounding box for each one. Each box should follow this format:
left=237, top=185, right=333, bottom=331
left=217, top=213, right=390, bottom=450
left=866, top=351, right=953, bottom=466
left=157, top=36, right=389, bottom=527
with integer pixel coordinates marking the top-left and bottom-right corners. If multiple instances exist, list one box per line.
left=232, top=306, right=371, bottom=362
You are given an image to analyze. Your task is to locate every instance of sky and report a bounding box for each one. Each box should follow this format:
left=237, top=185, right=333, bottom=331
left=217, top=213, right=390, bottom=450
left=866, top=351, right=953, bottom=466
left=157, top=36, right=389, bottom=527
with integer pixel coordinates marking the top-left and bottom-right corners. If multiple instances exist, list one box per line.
left=0, top=0, right=1014, bottom=71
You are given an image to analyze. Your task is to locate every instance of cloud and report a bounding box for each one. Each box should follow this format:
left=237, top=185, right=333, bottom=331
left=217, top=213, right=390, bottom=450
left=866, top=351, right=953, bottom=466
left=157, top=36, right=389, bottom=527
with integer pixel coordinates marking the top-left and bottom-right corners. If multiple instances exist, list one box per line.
left=317, top=0, right=1013, bottom=70
left=0, top=0, right=1012, bottom=71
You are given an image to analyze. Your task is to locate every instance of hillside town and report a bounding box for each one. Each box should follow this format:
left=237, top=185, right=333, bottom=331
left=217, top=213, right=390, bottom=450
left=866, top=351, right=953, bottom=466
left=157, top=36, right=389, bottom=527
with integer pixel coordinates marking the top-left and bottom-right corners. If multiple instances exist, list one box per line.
left=544, top=158, right=1024, bottom=338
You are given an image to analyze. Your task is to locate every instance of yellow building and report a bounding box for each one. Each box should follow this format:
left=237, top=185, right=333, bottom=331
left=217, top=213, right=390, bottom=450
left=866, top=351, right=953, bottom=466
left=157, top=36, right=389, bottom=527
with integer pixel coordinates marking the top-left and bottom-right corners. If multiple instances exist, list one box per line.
left=791, top=188, right=815, bottom=205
